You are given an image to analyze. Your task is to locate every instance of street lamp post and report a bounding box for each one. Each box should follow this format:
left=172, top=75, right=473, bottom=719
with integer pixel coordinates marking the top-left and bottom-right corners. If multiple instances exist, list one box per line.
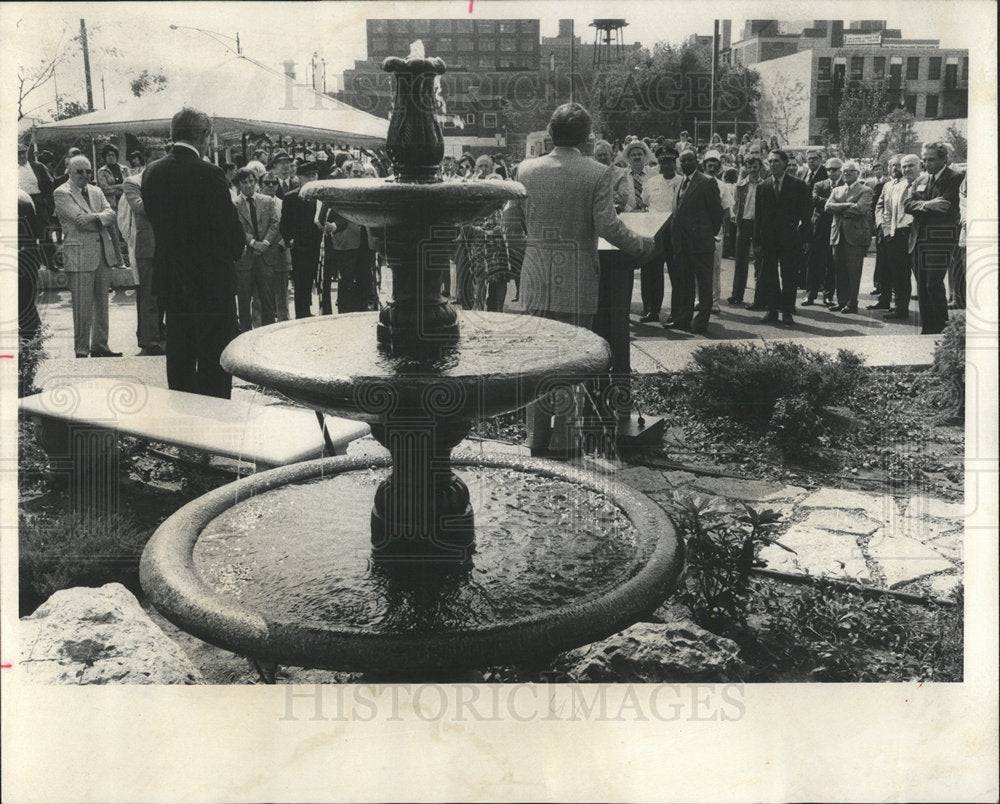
left=169, top=24, right=242, bottom=55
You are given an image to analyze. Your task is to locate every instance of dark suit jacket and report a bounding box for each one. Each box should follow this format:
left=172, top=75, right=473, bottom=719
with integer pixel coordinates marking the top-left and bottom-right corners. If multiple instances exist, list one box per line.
left=904, top=165, right=963, bottom=246
left=670, top=170, right=723, bottom=252
left=142, top=145, right=245, bottom=307
left=803, top=165, right=828, bottom=194
left=279, top=188, right=322, bottom=255
left=754, top=172, right=811, bottom=252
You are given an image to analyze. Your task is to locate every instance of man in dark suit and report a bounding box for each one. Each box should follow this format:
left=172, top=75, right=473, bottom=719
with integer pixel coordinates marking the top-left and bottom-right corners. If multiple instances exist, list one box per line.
left=904, top=141, right=963, bottom=335
left=142, top=107, right=245, bottom=399
left=17, top=144, right=55, bottom=265
left=665, top=148, right=723, bottom=334
left=754, top=149, right=811, bottom=325
left=803, top=157, right=840, bottom=306
left=270, top=151, right=299, bottom=199
left=279, top=161, right=323, bottom=318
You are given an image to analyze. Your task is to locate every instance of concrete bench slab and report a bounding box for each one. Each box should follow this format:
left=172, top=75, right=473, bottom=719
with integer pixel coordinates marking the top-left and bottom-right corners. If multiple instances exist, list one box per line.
left=20, top=377, right=369, bottom=469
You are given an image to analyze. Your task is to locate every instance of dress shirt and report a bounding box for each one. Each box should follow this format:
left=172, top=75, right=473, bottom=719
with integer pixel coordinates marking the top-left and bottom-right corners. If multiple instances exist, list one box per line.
left=173, top=141, right=201, bottom=157
left=19, top=163, right=41, bottom=194
left=741, top=178, right=758, bottom=220
left=641, top=173, right=683, bottom=216
left=888, top=179, right=915, bottom=236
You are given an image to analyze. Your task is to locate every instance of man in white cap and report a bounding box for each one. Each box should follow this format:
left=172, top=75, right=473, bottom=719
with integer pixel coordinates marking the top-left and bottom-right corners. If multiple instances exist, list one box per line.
left=701, top=149, right=734, bottom=312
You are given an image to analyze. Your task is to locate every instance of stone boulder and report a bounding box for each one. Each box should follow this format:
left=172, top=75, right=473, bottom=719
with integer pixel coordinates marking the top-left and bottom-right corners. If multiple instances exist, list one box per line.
left=553, top=609, right=746, bottom=683
left=20, top=583, right=202, bottom=684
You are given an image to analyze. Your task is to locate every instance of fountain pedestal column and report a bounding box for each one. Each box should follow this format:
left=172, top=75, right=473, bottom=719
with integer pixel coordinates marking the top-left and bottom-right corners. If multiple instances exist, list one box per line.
left=369, top=417, right=474, bottom=563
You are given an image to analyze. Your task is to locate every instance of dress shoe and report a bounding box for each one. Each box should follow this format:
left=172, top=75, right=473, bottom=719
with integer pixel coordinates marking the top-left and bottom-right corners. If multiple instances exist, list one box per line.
left=800, top=298, right=816, bottom=306
left=746, top=303, right=766, bottom=311
left=866, top=303, right=891, bottom=310
left=782, top=312, right=795, bottom=325
left=761, top=311, right=779, bottom=323
left=90, top=349, right=123, bottom=357
left=823, top=296, right=835, bottom=306
left=828, top=305, right=844, bottom=312
left=840, top=306, right=858, bottom=314
left=690, top=324, right=708, bottom=335
left=883, top=311, right=909, bottom=320
left=726, top=296, right=743, bottom=305
left=663, top=319, right=689, bottom=330
left=141, top=344, right=167, bottom=356
left=638, top=312, right=659, bottom=323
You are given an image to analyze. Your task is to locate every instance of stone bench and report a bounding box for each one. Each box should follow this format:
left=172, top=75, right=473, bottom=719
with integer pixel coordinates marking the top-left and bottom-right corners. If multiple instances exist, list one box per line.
left=20, top=377, right=370, bottom=477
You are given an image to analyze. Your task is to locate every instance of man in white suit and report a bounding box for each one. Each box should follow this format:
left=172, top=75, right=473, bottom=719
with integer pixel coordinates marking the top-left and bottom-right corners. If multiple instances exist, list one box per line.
left=504, top=102, right=654, bottom=456
left=53, top=155, right=122, bottom=357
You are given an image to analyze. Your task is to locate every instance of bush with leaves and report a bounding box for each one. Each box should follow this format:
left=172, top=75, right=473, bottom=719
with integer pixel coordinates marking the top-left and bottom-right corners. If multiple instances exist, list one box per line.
left=19, top=509, right=151, bottom=615
left=18, top=326, right=49, bottom=398
left=666, top=493, right=792, bottom=635
left=768, top=394, right=822, bottom=458
left=681, top=342, right=866, bottom=453
left=922, top=311, right=965, bottom=423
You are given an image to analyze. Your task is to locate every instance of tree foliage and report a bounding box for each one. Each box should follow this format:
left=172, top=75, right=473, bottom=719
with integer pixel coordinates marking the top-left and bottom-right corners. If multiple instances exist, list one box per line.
left=756, top=73, right=808, bottom=145
left=54, top=100, right=89, bottom=121
left=945, top=124, right=968, bottom=162
left=130, top=69, right=168, bottom=97
left=824, top=81, right=890, bottom=159
left=876, top=108, right=917, bottom=160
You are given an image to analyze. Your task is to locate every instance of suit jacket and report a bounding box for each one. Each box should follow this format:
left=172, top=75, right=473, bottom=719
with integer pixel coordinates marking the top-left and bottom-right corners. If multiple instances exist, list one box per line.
left=670, top=170, right=723, bottom=253
left=803, top=165, right=829, bottom=194
left=828, top=181, right=873, bottom=248
left=754, top=172, right=811, bottom=252
left=122, top=173, right=155, bottom=259
left=811, top=177, right=843, bottom=235
left=142, top=145, right=245, bottom=305
left=733, top=176, right=760, bottom=232
left=279, top=187, right=323, bottom=255
left=503, top=146, right=647, bottom=316
left=26, top=159, right=55, bottom=200
left=274, top=176, right=299, bottom=200
left=317, top=202, right=363, bottom=251
left=904, top=165, right=963, bottom=248
left=53, top=182, right=118, bottom=271
left=234, top=192, right=282, bottom=270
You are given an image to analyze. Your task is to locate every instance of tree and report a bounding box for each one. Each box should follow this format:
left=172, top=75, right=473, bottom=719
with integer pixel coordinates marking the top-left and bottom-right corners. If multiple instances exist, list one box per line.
left=17, top=23, right=73, bottom=120
left=824, top=82, right=890, bottom=159
left=130, top=69, right=168, bottom=97
left=946, top=124, right=968, bottom=162
left=54, top=100, right=89, bottom=121
left=756, top=73, right=808, bottom=145
left=875, top=108, right=917, bottom=160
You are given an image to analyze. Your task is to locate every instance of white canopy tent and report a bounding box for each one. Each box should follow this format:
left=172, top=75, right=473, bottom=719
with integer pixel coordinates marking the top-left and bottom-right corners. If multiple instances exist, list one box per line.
left=31, top=55, right=388, bottom=147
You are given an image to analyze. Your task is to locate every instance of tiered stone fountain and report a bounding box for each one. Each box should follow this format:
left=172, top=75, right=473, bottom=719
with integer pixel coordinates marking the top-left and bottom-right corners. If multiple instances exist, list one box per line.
left=140, top=55, right=683, bottom=676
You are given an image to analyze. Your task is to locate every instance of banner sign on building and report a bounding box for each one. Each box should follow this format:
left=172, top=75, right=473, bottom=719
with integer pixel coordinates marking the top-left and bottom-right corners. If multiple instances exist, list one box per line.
left=844, top=32, right=883, bottom=45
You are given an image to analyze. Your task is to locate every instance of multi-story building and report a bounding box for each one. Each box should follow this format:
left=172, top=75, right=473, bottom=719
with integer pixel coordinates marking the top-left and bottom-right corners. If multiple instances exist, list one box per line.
left=729, top=20, right=968, bottom=147
left=337, top=17, right=641, bottom=156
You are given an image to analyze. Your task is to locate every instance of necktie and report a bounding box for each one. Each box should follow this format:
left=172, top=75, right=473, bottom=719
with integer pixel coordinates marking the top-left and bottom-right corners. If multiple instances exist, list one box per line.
left=248, top=197, right=261, bottom=240
left=678, top=176, right=690, bottom=201
left=632, top=172, right=644, bottom=206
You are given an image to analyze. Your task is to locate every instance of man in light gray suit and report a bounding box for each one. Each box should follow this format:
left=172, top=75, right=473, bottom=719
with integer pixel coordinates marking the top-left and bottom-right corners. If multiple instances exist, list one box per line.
left=504, top=102, right=654, bottom=456
left=53, top=155, right=122, bottom=357
left=122, top=163, right=166, bottom=354
left=233, top=168, right=282, bottom=330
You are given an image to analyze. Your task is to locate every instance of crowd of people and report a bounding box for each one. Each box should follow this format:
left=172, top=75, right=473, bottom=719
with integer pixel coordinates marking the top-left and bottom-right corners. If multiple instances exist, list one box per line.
left=17, top=104, right=968, bottom=418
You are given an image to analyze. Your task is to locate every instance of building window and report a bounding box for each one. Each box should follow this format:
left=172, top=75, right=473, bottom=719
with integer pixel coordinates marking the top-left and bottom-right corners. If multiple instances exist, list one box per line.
left=455, top=37, right=473, bottom=51
left=433, top=20, right=452, bottom=33
left=442, top=119, right=456, bottom=129
left=497, top=57, right=518, bottom=69
left=816, top=94, right=830, bottom=118
left=371, top=20, right=387, bottom=33
left=437, top=37, right=452, bottom=51
left=850, top=57, right=864, bottom=81
left=412, top=20, right=430, bottom=34
left=466, top=113, right=477, bottom=125
left=925, top=94, right=938, bottom=117
left=499, top=38, right=517, bottom=52
left=945, top=59, right=958, bottom=88
left=818, top=57, right=831, bottom=80
left=906, top=57, right=920, bottom=80
left=479, top=39, right=495, bottom=51
left=483, top=113, right=498, bottom=128
left=962, top=56, right=968, bottom=80
left=478, top=56, right=494, bottom=69
left=928, top=57, right=942, bottom=80
left=873, top=56, right=886, bottom=79
left=499, top=22, right=517, bottom=34
left=904, top=94, right=917, bottom=115
left=455, top=20, right=473, bottom=33
left=889, top=59, right=902, bottom=89
left=477, top=21, right=495, bottom=34
left=371, top=37, right=388, bottom=53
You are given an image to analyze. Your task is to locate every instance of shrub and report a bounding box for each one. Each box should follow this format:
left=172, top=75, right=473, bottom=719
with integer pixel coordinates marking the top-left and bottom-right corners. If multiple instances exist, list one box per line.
left=923, top=312, right=965, bottom=422
left=769, top=394, right=822, bottom=458
left=18, top=326, right=49, bottom=398
left=19, top=510, right=151, bottom=615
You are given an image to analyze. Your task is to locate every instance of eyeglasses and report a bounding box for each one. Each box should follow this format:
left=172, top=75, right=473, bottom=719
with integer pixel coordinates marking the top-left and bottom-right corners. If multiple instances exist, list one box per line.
left=261, top=180, right=279, bottom=185
left=74, top=169, right=92, bottom=175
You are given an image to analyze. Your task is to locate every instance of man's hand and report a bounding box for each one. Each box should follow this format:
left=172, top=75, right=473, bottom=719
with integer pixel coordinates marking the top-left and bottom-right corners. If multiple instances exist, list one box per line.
left=324, top=221, right=338, bottom=235
left=252, top=240, right=268, bottom=254
left=639, top=236, right=656, bottom=259
left=923, top=198, right=951, bottom=213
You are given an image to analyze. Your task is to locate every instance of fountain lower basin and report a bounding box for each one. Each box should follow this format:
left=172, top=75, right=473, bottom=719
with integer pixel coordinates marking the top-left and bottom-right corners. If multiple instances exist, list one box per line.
left=139, top=454, right=683, bottom=673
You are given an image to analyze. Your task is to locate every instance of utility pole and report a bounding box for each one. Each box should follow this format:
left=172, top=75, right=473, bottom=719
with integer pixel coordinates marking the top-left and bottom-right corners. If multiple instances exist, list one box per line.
left=709, top=19, right=718, bottom=144
left=101, top=73, right=106, bottom=109
left=53, top=67, right=61, bottom=117
left=569, top=19, right=575, bottom=103
left=80, top=19, right=94, bottom=112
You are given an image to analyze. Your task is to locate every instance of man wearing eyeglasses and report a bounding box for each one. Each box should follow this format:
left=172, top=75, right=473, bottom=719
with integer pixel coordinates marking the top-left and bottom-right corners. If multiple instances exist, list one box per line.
left=53, top=156, right=122, bottom=357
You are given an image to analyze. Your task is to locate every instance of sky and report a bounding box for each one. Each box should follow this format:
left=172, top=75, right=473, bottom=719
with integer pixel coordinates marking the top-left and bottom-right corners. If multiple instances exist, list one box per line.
left=6, top=0, right=974, bottom=122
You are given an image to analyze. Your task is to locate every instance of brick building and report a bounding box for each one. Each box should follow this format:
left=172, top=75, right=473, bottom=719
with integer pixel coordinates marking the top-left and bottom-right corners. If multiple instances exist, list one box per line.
left=728, top=20, right=968, bottom=146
